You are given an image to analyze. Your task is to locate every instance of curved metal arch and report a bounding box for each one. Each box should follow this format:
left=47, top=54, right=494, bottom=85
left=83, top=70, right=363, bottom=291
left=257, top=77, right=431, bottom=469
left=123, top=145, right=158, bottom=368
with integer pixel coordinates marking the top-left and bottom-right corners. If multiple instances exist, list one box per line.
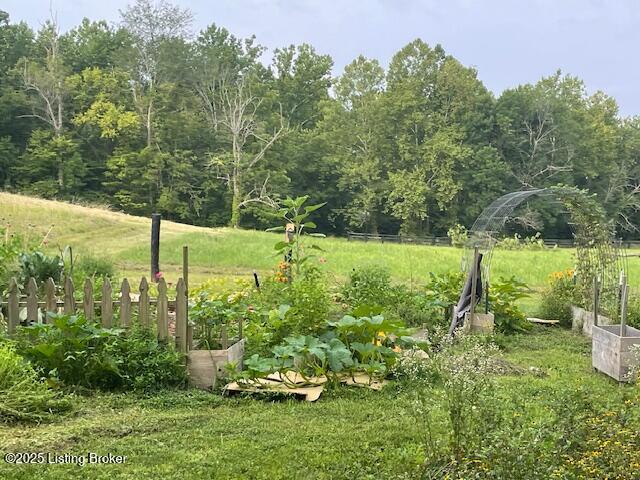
left=463, top=188, right=627, bottom=319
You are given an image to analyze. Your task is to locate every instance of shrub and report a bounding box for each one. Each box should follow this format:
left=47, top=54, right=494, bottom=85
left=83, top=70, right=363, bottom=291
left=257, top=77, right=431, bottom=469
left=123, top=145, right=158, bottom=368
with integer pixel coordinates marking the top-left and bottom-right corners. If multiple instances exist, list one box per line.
left=0, top=342, right=71, bottom=423
left=389, top=289, right=441, bottom=328
left=106, top=327, right=187, bottom=392
left=342, top=265, right=393, bottom=309
left=15, top=313, right=186, bottom=391
left=447, top=224, right=468, bottom=248
left=288, top=267, right=332, bottom=336
left=245, top=269, right=333, bottom=355
left=538, top=269, right=578, bottom=326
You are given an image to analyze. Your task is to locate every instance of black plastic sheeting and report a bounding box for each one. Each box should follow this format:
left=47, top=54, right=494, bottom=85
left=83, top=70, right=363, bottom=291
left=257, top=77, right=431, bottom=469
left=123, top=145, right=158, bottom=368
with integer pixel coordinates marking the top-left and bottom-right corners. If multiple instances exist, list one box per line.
left=449, top=253, right=483, bottom=335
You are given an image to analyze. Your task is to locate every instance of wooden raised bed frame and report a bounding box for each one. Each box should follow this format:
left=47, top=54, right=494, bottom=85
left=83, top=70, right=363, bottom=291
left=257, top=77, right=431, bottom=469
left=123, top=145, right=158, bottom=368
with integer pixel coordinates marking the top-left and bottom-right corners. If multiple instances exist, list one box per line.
left=592, top=325, right=640, bottom=382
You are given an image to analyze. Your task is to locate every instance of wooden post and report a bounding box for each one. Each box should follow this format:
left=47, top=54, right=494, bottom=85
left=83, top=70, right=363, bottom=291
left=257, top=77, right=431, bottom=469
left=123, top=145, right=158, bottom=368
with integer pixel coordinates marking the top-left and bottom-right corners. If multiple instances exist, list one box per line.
left=151, top=213, right=161, bottom=282
left=182, top=245, right=189, bottom=346
left=64, top=277, right=75, bottom=314
left=120, top=278, right=131, bottom=327
left=7, top=278, right=19, bottom=334
left=157, top=277, right=168, bottom=341
left=593, top=276, right=600, bottom=327
left=618, top=271, right=625, bottom=320
left=175, top=278, right=187, bottom=353
left=45, top=278, right=57, bottom=318
left=101, top=278, right=113, bottom=327
left=26, top=277, right=38, bottom=323
left=620, top=283, right=629, bottom=337
left=83, top=279, right=94, bottom=320
left=139, top=277, right=150, bottom=326
left=182, top=246, right=189, bottom=293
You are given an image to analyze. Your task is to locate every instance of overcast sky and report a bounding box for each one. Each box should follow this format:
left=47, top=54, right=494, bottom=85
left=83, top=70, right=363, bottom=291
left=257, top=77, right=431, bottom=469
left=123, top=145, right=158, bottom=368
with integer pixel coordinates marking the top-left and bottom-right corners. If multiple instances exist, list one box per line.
left=4, top=0, right=639, bottom=116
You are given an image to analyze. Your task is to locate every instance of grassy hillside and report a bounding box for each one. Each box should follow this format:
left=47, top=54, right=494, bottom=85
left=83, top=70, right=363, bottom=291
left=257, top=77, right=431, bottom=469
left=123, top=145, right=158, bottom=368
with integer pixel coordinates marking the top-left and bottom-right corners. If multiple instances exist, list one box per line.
left=1, top=192, right=632, bottom=293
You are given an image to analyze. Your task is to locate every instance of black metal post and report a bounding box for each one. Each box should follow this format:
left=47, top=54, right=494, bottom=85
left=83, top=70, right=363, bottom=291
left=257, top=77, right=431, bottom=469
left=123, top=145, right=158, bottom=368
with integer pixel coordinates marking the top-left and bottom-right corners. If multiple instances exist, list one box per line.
left=151, top=213, right=161, bottom=282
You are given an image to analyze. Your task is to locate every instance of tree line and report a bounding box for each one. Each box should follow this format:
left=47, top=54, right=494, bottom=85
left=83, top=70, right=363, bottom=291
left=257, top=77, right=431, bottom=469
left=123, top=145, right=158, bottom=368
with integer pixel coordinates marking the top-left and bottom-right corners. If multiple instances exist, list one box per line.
left=1, top=1, right=639, bottom=237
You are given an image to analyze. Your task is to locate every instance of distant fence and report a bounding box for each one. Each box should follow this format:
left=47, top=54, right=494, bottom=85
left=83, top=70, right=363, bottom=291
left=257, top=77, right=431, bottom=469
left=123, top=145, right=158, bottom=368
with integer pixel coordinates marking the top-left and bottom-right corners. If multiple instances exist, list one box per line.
left=1, top=276, right=190, bottom=353
left=345, top=232, right=640, bottom=249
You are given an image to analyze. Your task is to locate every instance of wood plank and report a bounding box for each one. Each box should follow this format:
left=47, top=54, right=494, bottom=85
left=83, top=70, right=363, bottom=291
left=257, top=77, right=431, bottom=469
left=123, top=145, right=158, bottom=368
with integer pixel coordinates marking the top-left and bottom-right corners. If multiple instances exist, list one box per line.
left=26, top=277, right=39, bottom=323
left=63, top=277, right=75, bottom=314
left=7, top=278, right=19, bottom=334
left=157, top=278, right=168, bottom=341
left=175, top=278, right=187, bottom=353
left=44, top=278, right=57, bottom=317
left=139, top=277, right=150, bottom=326
left=83, top=279, right=94, bottom=320
left=120, top=278, right=131, bottom=327
left=101, top=278, right=113, bottom=327
left=527, top=317, right=560, bottom=325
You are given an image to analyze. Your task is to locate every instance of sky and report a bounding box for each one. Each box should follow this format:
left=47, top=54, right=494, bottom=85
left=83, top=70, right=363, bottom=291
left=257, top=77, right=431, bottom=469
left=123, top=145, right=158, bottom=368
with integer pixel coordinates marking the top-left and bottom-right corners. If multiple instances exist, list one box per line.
left=3, top=0, right=640, bottom=116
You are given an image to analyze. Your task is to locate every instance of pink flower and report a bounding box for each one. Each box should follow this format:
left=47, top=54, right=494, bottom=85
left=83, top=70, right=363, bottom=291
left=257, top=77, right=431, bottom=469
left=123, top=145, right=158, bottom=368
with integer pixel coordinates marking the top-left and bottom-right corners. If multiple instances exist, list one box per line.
left=155, top=271, right=164, bottom=280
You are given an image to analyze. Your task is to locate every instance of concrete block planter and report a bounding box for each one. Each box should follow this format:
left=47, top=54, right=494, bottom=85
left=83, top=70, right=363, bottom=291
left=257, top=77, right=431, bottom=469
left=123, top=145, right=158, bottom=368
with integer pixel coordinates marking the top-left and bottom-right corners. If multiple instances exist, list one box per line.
left=464, top=312, right=494, bottom=334
left=187, top=339, right=245, bottom=390
left=592, top=325, right=640, bottom=382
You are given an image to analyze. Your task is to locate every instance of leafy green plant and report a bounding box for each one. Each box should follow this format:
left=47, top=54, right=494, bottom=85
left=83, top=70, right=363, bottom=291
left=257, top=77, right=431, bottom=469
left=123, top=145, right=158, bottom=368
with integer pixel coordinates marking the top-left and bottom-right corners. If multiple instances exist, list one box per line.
left=287, top=267, right=332, bottom=335
left=0, top=226, right=23, bottom=291
left=496, top=233, right=545, bottom=250
left=18, top=251, right=64, bottom=285
left=268, top=195, right=326, bottom=279
left=0, top=342, right=72, bottom=423
left=425, top=271, right=464, bottom=322
left=105, top=327, right=187, bottom=392
left=15, top=313, right=186, bottom=391
left=15, top=313, right=123, bottom=389
left=415, top=332, right=501, bottom=466
left=237, top=313, right=408, bottom=385
left=447, top=223, right=468, bottom=248
left=538, top=269, right=578, bottom=326
left=342, top=265, right=393, bottom=309
left=490, top=276, right=532, bottom=334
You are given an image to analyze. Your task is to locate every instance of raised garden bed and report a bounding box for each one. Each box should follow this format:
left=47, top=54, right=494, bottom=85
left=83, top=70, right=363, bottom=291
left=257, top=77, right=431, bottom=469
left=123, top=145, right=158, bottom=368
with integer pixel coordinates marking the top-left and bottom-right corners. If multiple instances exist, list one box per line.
left=592, top=325, right=640, bottom=382
left=187, top=339, right=245, bottom=390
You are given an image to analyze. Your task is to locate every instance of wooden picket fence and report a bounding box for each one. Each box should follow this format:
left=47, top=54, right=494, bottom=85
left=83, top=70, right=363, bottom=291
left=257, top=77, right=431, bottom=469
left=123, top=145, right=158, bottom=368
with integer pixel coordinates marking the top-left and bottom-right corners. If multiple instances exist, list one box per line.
left=1, top=276, right=191, bottom=353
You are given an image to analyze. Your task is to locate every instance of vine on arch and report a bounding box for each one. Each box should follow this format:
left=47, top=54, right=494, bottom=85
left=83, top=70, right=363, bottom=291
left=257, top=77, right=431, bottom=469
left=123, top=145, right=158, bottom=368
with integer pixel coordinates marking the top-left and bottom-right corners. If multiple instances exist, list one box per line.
left=551, top=185, right=622, bottom=318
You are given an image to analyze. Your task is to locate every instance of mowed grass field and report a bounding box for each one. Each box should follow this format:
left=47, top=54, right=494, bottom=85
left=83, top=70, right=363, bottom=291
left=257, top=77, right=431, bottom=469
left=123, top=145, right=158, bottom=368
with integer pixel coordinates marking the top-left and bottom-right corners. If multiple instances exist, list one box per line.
left=2, top=192, right=637, bottom=302
left=1, top=327, right=637, bottom=479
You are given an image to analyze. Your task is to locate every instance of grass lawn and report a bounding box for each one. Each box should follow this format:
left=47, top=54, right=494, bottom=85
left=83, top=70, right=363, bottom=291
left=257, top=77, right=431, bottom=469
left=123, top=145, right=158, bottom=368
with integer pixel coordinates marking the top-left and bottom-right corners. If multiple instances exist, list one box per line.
left=3, top=192, right=632, bottom=298
left=1, top=327, right=636, bottom=479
